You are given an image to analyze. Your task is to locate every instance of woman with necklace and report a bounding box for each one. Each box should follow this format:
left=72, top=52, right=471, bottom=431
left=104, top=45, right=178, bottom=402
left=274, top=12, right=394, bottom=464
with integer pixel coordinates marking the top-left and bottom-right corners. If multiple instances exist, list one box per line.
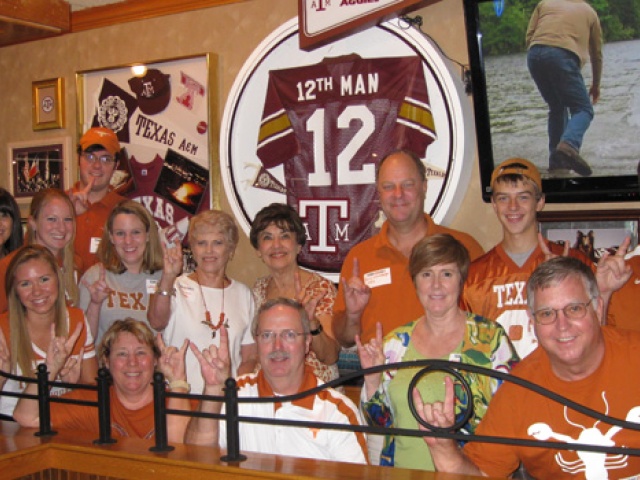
left=250, top=203, right=340, bottom=383
left=148, top=210, right=256, bottom=395
left=357, top=234, right=519, bottom=470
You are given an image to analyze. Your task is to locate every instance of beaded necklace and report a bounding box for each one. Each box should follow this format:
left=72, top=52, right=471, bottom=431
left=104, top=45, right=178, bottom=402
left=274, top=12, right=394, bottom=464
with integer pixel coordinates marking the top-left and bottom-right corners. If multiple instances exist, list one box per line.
left=197, top=270, right=229, bottom=338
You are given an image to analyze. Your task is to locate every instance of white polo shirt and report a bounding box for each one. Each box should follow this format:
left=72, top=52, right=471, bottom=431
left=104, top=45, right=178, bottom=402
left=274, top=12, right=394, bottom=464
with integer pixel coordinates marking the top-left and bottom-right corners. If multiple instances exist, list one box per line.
left=219, top=368, right=368, bottom=464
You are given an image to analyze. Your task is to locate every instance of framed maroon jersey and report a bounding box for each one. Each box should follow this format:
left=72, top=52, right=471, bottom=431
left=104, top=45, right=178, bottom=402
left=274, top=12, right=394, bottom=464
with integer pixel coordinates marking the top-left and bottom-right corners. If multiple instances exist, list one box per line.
left=221, top=18, right=475, bottom=281
left=256, top=55, right=436, bottom=271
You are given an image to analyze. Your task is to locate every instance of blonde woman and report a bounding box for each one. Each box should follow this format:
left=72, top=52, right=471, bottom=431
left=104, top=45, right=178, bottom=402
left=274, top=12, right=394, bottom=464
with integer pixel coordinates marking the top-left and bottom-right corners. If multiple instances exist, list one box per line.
left=149, top=210, right=257, bottom=395
left=79, top=200, right=164, bottom=345
left=13, top=318, right=191, bottom=443
left=0, top=245, right=97, bottom=418
left=0, top=188, right=80, bottom=313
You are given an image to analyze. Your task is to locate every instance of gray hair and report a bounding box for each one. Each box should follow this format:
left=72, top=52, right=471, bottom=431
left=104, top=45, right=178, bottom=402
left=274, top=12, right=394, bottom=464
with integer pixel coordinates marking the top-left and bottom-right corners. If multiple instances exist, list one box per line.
left=251, top=297, right=311, bottom=337
left=527, top=256, right=599, bottom=309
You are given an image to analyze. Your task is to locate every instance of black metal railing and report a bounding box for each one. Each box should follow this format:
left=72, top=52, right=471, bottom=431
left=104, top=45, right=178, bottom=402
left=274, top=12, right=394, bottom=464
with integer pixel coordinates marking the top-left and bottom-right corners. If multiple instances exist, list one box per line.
left=2, top=360, right=640, bottom=463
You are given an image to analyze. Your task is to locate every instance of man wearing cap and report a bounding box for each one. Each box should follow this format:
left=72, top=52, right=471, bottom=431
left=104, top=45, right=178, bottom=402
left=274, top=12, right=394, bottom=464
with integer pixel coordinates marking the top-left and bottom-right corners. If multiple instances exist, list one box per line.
left=69, top=127, right=125, bottom=275
left=462, top=158, right=630, bottom=358
left=333, top=149, right=484, bottom=348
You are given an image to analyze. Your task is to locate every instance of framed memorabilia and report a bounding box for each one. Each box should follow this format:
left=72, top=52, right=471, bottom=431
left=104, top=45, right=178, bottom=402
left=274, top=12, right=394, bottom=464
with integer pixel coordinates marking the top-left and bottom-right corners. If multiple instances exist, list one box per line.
left=220, top=17, right=475, bottom=282
left=538, top=210, right=640, bottom=263
left=463, top=0, right=640, bottom=203
left=32, top=78, right=65, bottom=131
left=7, top=137, right=73, bottom=205
left=76, top=54, right=216, bottom=250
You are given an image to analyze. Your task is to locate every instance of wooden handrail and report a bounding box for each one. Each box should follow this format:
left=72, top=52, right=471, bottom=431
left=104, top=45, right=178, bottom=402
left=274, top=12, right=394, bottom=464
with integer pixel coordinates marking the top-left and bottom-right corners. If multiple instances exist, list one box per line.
left=0, top=421, right=491, bottom=480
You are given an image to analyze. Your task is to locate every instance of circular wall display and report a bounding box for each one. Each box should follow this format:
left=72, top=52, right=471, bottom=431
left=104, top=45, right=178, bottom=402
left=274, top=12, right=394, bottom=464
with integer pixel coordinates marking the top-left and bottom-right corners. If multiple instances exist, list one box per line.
left=220, top=17, right=474, bottom=281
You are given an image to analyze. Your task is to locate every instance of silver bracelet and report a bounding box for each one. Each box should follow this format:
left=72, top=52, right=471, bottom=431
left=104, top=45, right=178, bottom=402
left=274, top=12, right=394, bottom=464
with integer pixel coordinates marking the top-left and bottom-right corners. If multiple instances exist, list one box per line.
left=156, top=288, right=176, bottom=297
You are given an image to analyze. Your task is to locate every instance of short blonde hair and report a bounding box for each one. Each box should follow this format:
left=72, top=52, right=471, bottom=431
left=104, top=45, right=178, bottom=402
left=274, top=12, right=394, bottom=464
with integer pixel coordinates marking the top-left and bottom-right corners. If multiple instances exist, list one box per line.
left=188, top=210, right=239, bottom=250
left=98, top=318, right=160, bottom=368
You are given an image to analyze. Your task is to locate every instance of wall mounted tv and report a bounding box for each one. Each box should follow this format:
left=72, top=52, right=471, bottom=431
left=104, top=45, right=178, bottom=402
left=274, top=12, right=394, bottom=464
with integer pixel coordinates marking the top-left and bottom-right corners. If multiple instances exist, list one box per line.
left=462, top=0, right=640, bottom=203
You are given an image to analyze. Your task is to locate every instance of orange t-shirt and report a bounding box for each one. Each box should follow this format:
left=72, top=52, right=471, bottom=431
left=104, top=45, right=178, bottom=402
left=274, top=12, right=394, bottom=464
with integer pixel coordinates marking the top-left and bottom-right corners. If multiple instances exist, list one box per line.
left=608, top=255, right=640, bottom=330
left=465, top=327, right=640, bottom=479
left=71, top=183, right=124, bottom=277
left=462, top=241, right=592, bottom=358
left=333, top=214, right=484, bottom=343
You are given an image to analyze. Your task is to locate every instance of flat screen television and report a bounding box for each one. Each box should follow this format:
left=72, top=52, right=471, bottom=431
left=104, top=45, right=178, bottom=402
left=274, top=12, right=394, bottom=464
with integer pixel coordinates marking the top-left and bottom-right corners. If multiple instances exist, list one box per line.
left=462, top=0, right=640, bottom=203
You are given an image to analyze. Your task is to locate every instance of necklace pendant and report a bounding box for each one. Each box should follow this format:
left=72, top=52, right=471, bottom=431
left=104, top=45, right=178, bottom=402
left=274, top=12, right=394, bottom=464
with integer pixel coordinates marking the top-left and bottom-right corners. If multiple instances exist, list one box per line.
left=211, top=330, right=217, bottom=339
left=205, top=311, right=212, bottom=324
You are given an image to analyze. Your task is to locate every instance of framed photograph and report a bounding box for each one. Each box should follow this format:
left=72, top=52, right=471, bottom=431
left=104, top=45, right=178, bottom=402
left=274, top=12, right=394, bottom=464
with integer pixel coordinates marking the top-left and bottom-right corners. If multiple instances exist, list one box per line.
left=7, top=137, right=73, bottom=205
left=538, top=210, right=640, bottom=263
left=463, top=0, right=640, bottom=203
left=76, top=54, right=216, bottom=246
left=32, top=78, right=65, bottom=131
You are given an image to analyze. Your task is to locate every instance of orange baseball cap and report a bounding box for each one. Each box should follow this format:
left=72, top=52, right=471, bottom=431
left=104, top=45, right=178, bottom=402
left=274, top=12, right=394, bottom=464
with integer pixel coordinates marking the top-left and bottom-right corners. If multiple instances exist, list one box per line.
left=490, top=157, right=542, bottom=191
left=79, top=127, right=121, bottom=156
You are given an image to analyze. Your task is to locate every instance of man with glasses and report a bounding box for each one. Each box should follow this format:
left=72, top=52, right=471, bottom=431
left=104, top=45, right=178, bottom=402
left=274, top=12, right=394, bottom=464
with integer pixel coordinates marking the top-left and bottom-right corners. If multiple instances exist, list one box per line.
left=462, top=157, right=629, bottom=358
left=69, top=127, right=125, bottom=275
left=185, top=297, right=368, bottom=464
left=413, top=256, right=640, bottom=478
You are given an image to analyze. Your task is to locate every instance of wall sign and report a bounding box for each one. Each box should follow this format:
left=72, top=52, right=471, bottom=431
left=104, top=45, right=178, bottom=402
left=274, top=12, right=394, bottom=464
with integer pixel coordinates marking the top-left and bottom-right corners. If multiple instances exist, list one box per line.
left=220, top=18, right=473, bottom=282
left=298, top=0, right=428, bottom=49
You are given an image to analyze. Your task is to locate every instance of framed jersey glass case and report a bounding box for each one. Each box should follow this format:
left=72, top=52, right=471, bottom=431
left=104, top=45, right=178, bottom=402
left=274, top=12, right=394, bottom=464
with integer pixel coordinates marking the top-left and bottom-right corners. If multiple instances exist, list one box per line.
left=220, top=17, right=475, bottom=281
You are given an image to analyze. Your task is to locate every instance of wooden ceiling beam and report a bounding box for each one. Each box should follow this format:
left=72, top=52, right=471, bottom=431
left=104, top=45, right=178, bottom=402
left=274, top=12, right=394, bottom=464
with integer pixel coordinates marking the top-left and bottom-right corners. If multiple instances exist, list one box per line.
left=0, top=0, right=69, bottom=47
left=71, top=0, right=247, bottom=32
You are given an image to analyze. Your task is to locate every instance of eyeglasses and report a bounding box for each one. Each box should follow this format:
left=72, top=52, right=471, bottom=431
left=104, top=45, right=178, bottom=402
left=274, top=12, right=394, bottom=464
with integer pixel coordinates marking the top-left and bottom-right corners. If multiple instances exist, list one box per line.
left=82, top=152, right=115, bottom=165
left=256, top=330, right=307, bottom=344
left=531, top=299, right=595, bottom=325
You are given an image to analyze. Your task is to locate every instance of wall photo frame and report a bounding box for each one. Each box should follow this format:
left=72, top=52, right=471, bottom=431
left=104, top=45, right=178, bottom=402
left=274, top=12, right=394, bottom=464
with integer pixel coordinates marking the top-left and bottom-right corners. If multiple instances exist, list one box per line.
left=7, top=137, right=73, bottom=205
left=76, top=54, right=217, bottom=250
left=538, top=210, right=640, bottom=264
left=32, top=78, right=65, bottom=131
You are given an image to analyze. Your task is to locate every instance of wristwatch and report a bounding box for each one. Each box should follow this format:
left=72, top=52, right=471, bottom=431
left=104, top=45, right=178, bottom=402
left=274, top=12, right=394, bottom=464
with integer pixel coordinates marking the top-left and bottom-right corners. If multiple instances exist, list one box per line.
left=310, top=323, right=324, bottom=336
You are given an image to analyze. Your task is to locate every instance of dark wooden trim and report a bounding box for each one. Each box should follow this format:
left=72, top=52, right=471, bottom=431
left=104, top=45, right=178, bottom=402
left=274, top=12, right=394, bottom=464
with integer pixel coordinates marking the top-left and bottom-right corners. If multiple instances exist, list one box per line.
left=71, top=0, right=247, bottom=33
left=538, top=209, right=640, bottom=223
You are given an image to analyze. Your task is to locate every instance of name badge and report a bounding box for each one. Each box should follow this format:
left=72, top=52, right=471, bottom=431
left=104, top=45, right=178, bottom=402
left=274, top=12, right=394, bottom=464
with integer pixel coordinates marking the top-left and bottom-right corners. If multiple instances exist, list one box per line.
left=364, top=268, right=391, bottom=288
left=90, top=237, right=101, bottom=253
left=147, top=279, right=158, bottom=294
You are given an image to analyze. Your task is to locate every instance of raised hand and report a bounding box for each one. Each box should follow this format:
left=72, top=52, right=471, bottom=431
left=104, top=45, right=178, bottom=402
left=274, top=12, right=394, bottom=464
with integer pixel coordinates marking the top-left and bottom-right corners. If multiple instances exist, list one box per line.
left=0, top=328, right=9, bottom=388
left=356, top=322, right=385, bottom=370
left=597, top=236, right=632, bottom=296
left=294, top=270, right=323, bottom=320
left=83, top=263, right=112, bottom=305
left=161, top=239, right=183, bottom=280
left=68, top=176, right=95, bottom=215
left=59, top=347, right=84, bottom=384
left=538, top=232, right=569, bottom=261
left=157, top=335, right=189, bottom=383
left=190, top=326, right=231, bottom=392
left=412, top=376, right=456, bottom=448
left=341, top=258, right=371, bottom=316
left=356, top=322, right=385, bottom=397
left=45, top=322, right=83, bottom=379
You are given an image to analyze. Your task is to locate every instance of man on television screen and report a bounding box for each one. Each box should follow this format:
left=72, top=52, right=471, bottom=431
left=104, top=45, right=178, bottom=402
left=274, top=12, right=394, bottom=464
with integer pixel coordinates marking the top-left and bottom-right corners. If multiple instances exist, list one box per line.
left=526, top=0, right=602, bottom=177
